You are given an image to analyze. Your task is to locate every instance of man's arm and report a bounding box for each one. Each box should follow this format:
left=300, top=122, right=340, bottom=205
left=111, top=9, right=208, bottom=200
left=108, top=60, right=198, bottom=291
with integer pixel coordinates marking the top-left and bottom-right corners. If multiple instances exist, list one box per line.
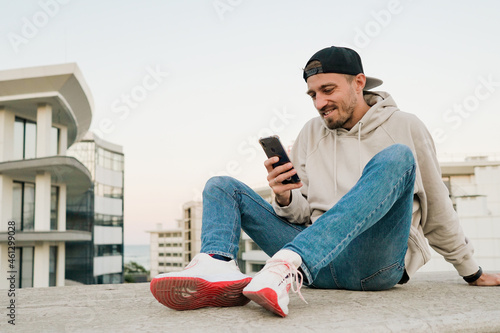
left=411, top=116, right=500, bottom=286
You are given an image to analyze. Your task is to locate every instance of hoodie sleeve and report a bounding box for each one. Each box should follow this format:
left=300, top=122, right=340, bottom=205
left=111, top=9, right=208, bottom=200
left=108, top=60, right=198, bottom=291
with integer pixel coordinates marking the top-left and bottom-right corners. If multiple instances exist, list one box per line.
left=272, top=129, right=311, bottom=224
left=411, top=116, right=479, bottom=277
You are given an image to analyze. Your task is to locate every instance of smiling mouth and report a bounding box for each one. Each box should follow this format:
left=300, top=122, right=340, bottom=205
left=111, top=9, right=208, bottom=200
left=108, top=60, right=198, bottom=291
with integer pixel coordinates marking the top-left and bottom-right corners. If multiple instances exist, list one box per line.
left=322, top=108, right=336, bottom=118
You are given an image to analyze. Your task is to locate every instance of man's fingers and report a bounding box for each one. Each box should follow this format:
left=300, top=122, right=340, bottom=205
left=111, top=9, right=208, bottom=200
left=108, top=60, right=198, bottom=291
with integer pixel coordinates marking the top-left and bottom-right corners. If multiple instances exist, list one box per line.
left=264, top=157, right=279, bottom=172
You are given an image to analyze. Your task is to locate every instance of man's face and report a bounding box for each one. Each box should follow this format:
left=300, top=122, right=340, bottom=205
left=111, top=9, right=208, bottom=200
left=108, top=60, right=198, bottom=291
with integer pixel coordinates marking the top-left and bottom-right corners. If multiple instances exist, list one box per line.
left=306, top=73, right=359, bottom=130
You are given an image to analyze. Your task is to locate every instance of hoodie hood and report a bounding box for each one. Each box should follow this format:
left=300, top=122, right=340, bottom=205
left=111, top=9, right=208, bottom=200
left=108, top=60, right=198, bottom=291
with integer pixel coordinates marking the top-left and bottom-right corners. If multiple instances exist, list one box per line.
left=320, top=91, right=399, bottom=136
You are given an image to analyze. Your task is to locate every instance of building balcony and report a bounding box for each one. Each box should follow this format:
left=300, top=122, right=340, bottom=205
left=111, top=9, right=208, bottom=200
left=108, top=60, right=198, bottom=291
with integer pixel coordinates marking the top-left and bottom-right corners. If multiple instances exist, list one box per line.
left=0, top=63, right=93, bottom=147
left=0, top=155, right=91, bottom=195
left=0, top=230, right=91, bottom=242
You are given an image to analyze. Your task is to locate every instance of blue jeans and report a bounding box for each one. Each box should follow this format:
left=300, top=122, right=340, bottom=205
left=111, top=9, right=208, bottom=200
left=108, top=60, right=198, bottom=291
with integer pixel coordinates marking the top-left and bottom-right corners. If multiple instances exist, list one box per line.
left=201, top=144, right=416, bottom=291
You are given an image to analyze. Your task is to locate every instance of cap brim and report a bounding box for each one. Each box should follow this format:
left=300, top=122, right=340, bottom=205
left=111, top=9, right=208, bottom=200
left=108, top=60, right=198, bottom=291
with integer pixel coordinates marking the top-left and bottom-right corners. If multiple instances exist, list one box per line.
left=365, top=76, right=383, bottom=90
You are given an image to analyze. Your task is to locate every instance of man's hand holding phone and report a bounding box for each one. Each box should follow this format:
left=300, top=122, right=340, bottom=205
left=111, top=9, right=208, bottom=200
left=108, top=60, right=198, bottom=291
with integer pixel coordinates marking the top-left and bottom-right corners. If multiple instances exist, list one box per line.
left=259, top=136, right=302, bottom=207
left=264, top=157, right=302, bottom=206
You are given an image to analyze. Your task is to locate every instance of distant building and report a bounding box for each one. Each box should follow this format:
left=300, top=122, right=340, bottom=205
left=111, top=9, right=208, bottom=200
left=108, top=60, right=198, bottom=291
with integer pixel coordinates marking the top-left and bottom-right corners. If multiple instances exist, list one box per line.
left=67, top=132, right=125, bottom=284
left=148, top=201, right=202, bottom=278
left=420, top=156, right=500, bottom=272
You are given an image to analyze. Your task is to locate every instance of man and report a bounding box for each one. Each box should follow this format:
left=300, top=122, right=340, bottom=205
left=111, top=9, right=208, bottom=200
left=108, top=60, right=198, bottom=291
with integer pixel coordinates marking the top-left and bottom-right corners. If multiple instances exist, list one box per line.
left=151, top=46, right=500, bottom=317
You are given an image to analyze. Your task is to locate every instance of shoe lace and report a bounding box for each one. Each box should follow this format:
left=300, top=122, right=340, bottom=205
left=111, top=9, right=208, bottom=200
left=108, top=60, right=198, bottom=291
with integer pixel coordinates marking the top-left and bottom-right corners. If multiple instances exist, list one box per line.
left=264, top=259, right=308, bottom=304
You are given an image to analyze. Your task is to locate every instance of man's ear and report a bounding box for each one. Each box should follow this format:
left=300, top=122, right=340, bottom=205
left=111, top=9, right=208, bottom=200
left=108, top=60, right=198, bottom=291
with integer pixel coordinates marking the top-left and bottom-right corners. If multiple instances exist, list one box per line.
left=354, top=73, right=367, bottom=93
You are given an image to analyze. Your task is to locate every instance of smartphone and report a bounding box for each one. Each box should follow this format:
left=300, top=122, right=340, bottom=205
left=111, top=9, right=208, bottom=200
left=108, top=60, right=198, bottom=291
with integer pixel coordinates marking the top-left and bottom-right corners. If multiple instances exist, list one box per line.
left=259, top=135, right=300, bottom=184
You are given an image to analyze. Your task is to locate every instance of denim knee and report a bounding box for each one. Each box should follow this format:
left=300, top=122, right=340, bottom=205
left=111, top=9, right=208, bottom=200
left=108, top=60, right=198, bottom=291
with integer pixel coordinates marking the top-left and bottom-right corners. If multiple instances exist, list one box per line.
left=204, top=176, right=236, bottom=191
left=385, top=144, right=414, bottom=167
left=203, top=176, right=240, bottom=196
left=371, top=144, right=415, bottom=175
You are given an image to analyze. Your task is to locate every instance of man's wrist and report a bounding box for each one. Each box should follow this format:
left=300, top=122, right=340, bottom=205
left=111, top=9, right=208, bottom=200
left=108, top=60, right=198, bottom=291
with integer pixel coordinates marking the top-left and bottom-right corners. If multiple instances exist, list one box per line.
left=463, top=266, right=483, bottom=283
left=276, top=191, right=292, bottom=207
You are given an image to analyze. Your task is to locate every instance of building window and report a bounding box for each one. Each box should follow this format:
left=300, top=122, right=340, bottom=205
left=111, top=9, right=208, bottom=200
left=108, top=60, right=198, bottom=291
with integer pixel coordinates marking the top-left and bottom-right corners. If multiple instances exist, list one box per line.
left=50, top=127, right=60, bottom=155
left=12, top=181, right=35, bottom=231
left=94, top=244, right=123, bottom=257
left=14, top=117, right=37, bottom=160
left=97, top=147, right=124, bottom=172
left=14, top=247, right=34, bottom=288
left=95, top=183, right=123, bottom=198
left=49, top=246, right=58, bottom=287
left=51, top=186, right=59, bottom=230
left=94, top=214, right=123, bottom=227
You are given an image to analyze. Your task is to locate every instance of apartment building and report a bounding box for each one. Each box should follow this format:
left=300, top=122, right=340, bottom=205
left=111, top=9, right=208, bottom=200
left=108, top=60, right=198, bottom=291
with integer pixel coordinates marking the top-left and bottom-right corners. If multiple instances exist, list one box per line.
left=420, top=156, right=500, bottom=272
left=0, top=63, right=93, bottom=288
left=0, top=63, right=125, bottom=287
left=148, top=201, right=203, bottom=278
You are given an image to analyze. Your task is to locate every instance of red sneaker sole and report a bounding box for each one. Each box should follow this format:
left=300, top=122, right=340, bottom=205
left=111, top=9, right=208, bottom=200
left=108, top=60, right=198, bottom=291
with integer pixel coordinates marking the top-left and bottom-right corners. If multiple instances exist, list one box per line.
left=150, top=276, right=252, bottom=311
left=243, top=288, right=286, bottom=317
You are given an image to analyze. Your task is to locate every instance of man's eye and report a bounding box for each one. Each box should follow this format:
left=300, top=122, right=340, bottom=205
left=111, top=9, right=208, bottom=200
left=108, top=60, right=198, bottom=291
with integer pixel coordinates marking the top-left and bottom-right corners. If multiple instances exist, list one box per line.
left=324, top=88, right=334, bottom=94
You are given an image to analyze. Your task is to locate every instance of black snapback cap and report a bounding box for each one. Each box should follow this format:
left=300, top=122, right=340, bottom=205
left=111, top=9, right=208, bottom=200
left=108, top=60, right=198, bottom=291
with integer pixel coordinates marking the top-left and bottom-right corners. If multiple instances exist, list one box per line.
left=303, top=46, right=382, bottom=90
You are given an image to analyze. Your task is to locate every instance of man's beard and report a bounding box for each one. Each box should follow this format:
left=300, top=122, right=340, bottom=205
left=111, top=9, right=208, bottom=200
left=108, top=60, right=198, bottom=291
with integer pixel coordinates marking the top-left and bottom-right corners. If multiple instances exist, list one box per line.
left=323, top=87, right=358, bottom=130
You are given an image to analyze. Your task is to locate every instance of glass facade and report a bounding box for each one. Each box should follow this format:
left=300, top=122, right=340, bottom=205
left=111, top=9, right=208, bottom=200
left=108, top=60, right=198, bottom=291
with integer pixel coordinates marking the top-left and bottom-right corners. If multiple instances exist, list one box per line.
left=66, top=189, right=93, bottom=232
left=97, top=147, right=124, bottom=172
left=12, top=181, right=35, bottom=231
left=65, top=242, right=93, bottom=284
left=66, top=136, right=124, bottom=284
left=67, top=141, right=95, bottom=178
left=94, top=244, right=123, bottom=257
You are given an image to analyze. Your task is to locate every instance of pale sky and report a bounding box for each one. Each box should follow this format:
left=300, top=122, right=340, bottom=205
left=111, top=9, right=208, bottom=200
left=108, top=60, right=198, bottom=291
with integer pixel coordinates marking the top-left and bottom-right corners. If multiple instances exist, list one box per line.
left=1, top=0, right=500, bottom=244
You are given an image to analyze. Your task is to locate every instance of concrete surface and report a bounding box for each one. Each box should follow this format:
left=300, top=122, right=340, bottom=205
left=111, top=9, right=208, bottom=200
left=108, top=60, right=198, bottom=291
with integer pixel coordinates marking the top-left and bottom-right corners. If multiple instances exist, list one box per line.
left=1, top=271, right=499, bottom=333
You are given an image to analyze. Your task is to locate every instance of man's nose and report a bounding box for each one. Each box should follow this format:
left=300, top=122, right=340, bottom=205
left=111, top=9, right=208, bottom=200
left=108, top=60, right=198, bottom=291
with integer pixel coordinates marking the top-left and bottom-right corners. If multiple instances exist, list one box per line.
left=315, top=94, right=328, bottom=111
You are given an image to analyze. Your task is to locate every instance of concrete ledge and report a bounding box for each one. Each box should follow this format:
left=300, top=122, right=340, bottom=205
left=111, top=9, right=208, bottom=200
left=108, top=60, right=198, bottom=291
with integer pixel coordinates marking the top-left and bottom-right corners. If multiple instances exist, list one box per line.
left=3, top=272, right=500, bottom=332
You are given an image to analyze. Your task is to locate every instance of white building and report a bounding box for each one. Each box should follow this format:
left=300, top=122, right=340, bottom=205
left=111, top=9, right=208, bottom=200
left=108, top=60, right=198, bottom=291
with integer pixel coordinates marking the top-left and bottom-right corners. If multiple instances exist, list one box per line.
left=0, top=63, right=93, bottom=288
left=148, top=201, right=202, bottom=278
left=0, top=63, right=125, bottom=288
left=420, top=156, right=500, bottom=272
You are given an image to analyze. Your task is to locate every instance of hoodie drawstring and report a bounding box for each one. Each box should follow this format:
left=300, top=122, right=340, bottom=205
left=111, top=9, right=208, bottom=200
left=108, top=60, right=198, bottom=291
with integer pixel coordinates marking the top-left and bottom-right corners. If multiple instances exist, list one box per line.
left=333, top=130, right=338, bottom=196
left=358, top=122, right=363, bottom=178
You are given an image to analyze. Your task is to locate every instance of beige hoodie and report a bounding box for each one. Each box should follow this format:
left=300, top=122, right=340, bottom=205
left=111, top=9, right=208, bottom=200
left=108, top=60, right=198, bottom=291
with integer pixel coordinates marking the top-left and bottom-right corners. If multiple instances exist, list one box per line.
left=273, top=91, right=479, bottom=278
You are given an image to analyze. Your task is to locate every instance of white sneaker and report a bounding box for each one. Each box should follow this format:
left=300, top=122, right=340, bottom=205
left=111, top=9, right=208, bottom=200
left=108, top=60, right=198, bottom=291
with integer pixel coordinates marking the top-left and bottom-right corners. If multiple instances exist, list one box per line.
left=150, top=253, right=252, bottom=310
left=243, top=250, right=307, bottom=317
